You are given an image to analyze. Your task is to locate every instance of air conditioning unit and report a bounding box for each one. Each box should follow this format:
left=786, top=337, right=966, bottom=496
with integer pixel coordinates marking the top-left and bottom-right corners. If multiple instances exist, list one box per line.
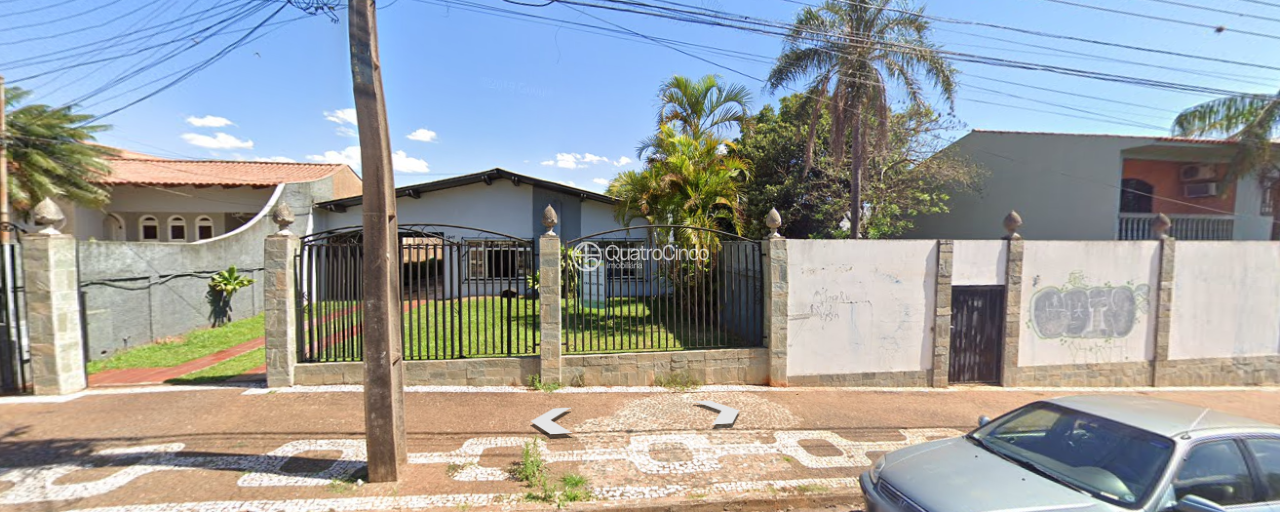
left=1180, top=164, right=1216, bottom=182
left=1184, top=182, right=1219, bottom=198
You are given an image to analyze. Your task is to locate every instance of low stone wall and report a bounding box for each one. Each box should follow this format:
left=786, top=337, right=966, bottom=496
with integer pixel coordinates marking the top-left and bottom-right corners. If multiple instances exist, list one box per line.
left=1012, top=361, right=1154, bottom=387
left=1156, top=356, right=1280, bottom=387
left=562, top=348, right=769, bottom=386
left=787, top=370, right=930, bottom=388
left=294, top=357, right=538, bottom=386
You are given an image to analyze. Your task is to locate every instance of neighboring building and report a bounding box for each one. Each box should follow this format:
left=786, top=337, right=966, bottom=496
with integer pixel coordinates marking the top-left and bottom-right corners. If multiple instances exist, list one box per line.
left=57, top=148, right=362, bottom=242
left=907, top=130, right=1279, bottom=241
left=315, top=167, right=637, bottom=243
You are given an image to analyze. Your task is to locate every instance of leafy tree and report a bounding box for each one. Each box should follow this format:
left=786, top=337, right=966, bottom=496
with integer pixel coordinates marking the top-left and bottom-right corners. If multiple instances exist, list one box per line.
left=767, top=0, right=956, bottom=237
left=638, top=74, right=753, bottom=159
left=1173, top=91, right=1280, bottom=239
left=736, top=94, right=980, bottom=239
left=3, top=86, right=114, bottom=213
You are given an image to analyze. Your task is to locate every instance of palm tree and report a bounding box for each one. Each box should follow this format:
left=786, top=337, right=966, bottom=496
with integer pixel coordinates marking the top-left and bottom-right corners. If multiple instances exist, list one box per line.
left=1173, top=91, right=1280, bottom=239
left=3, top=86, right=114, bottom=213
left=637, top=74, right=753, bottom=158
left=767, top=0, right=956, bottom=238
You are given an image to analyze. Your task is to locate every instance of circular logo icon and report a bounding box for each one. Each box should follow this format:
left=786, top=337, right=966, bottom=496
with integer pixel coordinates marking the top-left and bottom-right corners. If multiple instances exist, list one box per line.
left=573, top=241, right=604, bottom=272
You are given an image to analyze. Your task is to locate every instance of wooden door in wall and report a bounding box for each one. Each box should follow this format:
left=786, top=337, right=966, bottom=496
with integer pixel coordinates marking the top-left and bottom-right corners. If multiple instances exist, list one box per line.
left=949, top=285, right=1005, bottom=385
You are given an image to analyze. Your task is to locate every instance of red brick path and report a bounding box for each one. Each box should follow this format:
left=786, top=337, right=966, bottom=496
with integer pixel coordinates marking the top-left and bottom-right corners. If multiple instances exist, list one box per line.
left=88, top=337, right=265, bottom=387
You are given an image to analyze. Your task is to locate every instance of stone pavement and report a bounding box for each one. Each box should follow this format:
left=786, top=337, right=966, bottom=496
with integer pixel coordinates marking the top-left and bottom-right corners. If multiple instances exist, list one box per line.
left=1, top=384, right=1277, bottom=512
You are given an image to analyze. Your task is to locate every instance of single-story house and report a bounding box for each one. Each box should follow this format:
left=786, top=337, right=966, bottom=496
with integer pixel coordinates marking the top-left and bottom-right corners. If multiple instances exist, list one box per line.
left=907, top=130, right=1279, bottom=241
left=56, top=148, right=361, bottom=242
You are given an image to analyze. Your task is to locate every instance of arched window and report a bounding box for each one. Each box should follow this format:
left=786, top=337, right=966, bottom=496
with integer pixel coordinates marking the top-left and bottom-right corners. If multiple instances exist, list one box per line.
left=167, top=215, right=187, bottom=242
left=1120, top=179, right=1155, bottom=213
left=196, top=216, right=215, bottom=240
left=139, top=215, right=159, bottom=241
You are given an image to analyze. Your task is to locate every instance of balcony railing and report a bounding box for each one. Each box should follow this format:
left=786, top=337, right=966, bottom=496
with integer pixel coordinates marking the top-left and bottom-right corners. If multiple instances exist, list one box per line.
left=1118, top=213, right=1234, bottom=240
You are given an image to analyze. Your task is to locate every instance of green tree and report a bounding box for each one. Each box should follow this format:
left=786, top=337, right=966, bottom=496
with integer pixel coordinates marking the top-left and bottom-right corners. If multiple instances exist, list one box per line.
left=736, top=94, right=980, bottom=239
left=1173, top=91, right=1280, bottom=239
left=3, top=86, right=114, bottom=213
left=767, top=0, right=956, bottom=238
left=638, top=74, right=753, bottom=158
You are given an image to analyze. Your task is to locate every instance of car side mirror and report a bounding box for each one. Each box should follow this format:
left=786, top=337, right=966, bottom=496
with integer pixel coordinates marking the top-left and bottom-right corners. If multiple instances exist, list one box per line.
left=1175, top=495, right=1225, bottom=512
left=978, top=415, right=991, bottom=427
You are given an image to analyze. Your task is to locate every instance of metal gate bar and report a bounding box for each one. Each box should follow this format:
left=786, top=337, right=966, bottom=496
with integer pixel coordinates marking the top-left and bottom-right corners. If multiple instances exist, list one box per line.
left=0, top=225, right=28, bottom=395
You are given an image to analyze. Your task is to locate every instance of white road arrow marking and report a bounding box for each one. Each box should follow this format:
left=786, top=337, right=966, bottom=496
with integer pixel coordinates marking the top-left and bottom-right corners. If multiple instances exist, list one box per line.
left=531, top=408, right=571, bottom=436
left=696, top=401, right=739, bottom=428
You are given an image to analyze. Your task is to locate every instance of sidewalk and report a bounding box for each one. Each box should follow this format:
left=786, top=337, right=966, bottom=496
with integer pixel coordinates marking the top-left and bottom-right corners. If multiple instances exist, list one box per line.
left=1, top=384, right=1276, bottom=512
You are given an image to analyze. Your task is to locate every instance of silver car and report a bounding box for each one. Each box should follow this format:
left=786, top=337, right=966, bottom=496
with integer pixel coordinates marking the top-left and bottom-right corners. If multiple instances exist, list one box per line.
left=859, top=395, right=1280, bottom=512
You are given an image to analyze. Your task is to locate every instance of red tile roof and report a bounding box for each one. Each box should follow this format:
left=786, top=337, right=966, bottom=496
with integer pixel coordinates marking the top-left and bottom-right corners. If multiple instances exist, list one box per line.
left=99, top=151, right=352, bottom=187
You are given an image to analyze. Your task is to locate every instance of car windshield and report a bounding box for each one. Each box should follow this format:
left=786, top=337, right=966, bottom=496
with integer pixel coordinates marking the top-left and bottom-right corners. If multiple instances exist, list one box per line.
left=971, top=402, right=1174, bottom=509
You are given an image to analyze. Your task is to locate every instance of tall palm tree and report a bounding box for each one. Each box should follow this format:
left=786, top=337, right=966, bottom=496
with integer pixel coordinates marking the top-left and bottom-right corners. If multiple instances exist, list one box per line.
left=638, top=74, right=753, bottom=158
left=767, top=0, right=956, bottom=238
left=1173, top=91, right=1280, bottom=239
left=3, top=86, right=114, bottom=213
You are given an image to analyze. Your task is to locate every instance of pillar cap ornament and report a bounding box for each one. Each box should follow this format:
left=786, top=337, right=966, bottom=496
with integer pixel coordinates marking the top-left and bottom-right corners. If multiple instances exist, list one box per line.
left=32, top=198, right=64, bottom=235
left=1002, top=210, right=1023, bottom=241
left=765, top=208, right=782, bottom=238
left=542, top=204, right=558, bottom=236
left=1153, top=213, right=1173, bottom=240
left=272, top=201, right=295, bottom=236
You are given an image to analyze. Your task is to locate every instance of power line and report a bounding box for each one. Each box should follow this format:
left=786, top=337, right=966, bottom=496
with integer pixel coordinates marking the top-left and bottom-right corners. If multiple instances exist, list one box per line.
left=1041, top=0, right=1280, bottom=41
left=1130, top=0, right=1280, bottom=25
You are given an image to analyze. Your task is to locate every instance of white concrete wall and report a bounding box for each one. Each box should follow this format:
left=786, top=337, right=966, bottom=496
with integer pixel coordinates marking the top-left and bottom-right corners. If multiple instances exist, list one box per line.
left=952, top=240, right=1006, bottom=286
left=323, top=181, right=534, bottom=237
left=1019, top=241, right=1159, bottom=366
left=908, top=132, right=1160, bottom=240
left=582, top=200, right=625, bottom=236
left=786, top=240, right=938, bottom=376
left=1232, top=177, right=1274, bottom=241
left=1169, top=242, right=1280, bottom=359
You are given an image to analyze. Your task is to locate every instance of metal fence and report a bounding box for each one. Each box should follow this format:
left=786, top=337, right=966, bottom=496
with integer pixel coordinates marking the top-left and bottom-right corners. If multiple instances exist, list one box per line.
left=0, top=226, right=28, bottom=395
left=296, top=225, right=539, bottom=363
left=560, top=226, right=764, bottom=354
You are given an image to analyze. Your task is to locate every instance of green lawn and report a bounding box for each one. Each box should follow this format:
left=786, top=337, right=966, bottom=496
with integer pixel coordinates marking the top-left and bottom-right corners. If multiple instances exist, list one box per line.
left=165, top=348, right=265, bottom=385
left=302, top=296, right=750, bottom=360
left=87, top=314, right=266, bottom=374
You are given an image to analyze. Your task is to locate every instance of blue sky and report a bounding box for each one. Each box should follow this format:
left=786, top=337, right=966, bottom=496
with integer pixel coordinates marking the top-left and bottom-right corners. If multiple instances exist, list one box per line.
left=4, top=0, right=1280, bottom=192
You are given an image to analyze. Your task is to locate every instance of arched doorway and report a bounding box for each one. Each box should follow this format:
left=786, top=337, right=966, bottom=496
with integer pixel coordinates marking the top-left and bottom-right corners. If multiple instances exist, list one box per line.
left=102, top=214, right=125, bottom=241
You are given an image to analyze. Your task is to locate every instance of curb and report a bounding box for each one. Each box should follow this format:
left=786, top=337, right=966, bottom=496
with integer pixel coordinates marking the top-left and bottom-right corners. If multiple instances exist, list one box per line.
left=573, top=491, right=863, bottom=512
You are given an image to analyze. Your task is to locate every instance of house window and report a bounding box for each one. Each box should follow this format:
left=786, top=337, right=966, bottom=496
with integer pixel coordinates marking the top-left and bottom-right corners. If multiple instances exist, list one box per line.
left=139, top=216, right=159, bottom=241
left=601, top=241, right=644, bottom=281
left=168, top=215, right=186, bottom=242
left=1263, top=177, right=1277, bottom=216
left=1119, top=179, right=1154, bottom=213
left=465, top=240, right=528, bottom=280
left=196, top=216, right=215, bottom=240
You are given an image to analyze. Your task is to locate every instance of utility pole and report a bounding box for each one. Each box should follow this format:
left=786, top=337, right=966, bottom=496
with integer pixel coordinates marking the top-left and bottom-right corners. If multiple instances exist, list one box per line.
left=347, top=0, right=407, bottom=482
left=1, top=75, right=10, bottom=244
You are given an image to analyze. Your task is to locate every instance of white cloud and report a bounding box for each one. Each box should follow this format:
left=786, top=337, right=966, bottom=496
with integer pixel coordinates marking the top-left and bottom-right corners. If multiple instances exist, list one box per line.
left=306, top=146, right=429, bottom=174
left=613, top=156, right=632, bottom=167
left=181, top=132, right=253, bottom=150
left=581, top=153, right=608, bottom=165
left=540, top=152, right=616, bottom=169
left=324, top=108, right=357, bottom=125
left=336, top=126, right=358, bottom=138
left=186, top=115, right=234, bottom=128
left=254, top=156, right=296, bottom=163
left=592, top=178, right=610, bottom=186
left=406, top=128, right=437, bottom=143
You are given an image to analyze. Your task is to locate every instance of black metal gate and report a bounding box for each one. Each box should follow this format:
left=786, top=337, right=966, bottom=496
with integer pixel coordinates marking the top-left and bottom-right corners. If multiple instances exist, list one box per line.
left=296, top=224, right=538, bottom=362
left=0, top=225, right=28, bottom=395
left=560, top=225, right=763, bottom=354
left=949, top=285, right=1005, bottom=385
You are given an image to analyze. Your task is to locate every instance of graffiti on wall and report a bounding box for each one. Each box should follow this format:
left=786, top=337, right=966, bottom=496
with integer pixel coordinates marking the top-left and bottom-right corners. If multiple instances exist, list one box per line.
left=1030, top=271, right=1150, bottom=340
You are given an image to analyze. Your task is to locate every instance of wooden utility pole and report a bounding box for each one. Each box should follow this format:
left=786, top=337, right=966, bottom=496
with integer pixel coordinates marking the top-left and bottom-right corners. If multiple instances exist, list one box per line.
left=1, top=75, right=10, bottom=243
left=347, top=0, right=407, bottom=482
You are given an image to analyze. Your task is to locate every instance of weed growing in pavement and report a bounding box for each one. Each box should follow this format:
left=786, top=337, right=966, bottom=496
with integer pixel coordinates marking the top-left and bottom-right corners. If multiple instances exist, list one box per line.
left=557, top=473, right=592, bottom=506
left=511, top=439, right=592, bottom=507
left=529, top=374, right=562, bottom=393
left=687, top=491, right=708, bottom=500
left=455, top=504, right=472, bottom=512
left=781, top=456, right=794, bottom=464
left=654, top=371, right=702, bottom=391
left=792, top=484, right=830, bottom=495
left=446, top=462, right=478, bottom=477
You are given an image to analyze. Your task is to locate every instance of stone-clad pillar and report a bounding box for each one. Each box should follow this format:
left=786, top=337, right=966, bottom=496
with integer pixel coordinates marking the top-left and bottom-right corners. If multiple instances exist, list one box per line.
left=763, top=208, right=788, bottom=386
left=265, top=234, right=300, bottom=388
left=931, top=240, right=953, bottom=388
left=1151, top=216, right=1176, bottom=387
left=1000, top=212, right=1024, bottom=388
left=538, top=206, right=562, bottom=385
left=24, top=199, right=87, bottom=395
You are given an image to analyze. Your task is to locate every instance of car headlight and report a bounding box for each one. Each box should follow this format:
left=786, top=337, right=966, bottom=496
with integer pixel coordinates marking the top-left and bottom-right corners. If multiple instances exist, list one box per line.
left=869, top=455, right=886, bottom=484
